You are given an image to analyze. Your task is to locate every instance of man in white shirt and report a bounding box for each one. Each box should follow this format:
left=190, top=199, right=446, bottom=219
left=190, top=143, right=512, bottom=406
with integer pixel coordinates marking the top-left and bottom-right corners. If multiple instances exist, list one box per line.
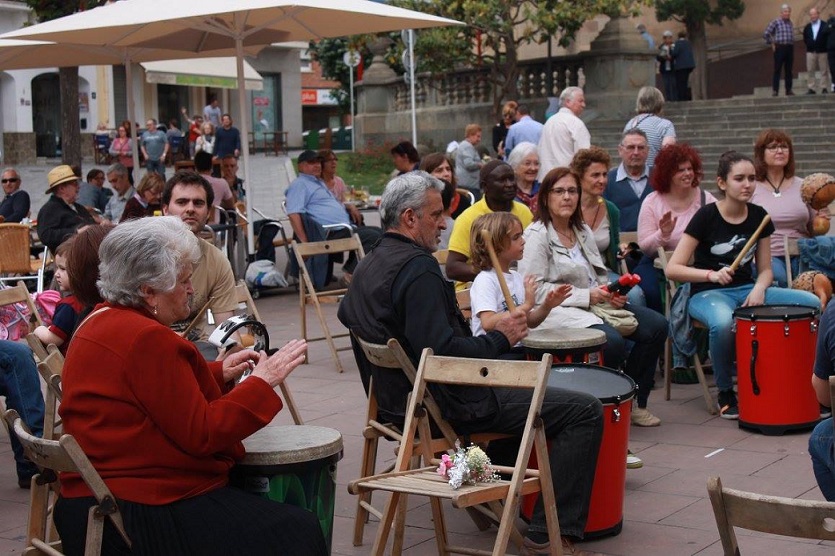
left=537, top=87, right=590, bottom=180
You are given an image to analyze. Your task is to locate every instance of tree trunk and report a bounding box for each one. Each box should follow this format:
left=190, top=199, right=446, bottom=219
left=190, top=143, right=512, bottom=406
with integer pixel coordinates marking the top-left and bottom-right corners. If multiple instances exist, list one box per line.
left=59, top=66, right=81, bottom=166
left=688, top=20, right=708, bottom=100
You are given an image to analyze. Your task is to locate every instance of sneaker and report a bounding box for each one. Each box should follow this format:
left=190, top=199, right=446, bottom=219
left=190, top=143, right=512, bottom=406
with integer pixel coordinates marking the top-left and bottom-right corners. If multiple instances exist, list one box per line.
left=631, top=406, right=661, bottom=427
left=821, top=404, right=832, bottom=419
left=717, top=389, right=739, bottom=420
left=627, top=449, right=643, bottom=469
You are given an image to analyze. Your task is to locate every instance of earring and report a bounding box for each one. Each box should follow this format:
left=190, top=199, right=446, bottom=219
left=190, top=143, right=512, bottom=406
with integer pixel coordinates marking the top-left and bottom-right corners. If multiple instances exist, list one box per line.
left=152, top=305, right=159, bottom=316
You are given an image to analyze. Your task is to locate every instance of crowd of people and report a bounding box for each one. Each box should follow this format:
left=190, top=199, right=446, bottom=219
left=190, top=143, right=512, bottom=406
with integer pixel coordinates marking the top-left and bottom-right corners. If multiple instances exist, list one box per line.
left=5, top=55, right=835, bottom=553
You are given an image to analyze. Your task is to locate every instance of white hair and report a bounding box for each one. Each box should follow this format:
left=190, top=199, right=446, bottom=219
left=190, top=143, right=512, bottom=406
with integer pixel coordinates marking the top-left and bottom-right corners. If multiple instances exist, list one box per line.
left=506, top=142, right=538, bottom=170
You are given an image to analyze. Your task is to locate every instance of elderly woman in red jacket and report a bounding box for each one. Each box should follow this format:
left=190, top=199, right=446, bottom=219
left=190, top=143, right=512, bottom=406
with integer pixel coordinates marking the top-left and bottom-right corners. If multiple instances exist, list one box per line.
left=54, top=216, right=326, bottom=556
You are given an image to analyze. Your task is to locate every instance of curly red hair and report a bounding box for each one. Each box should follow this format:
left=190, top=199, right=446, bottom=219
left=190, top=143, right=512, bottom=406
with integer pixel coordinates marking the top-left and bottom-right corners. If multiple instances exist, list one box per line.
left=650, top=143, right=702, bottom=193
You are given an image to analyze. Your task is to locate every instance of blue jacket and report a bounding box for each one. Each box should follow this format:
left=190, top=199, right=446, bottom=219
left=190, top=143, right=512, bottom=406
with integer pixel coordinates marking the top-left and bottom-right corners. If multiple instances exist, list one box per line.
left=672, top=38, right=695, bottom=70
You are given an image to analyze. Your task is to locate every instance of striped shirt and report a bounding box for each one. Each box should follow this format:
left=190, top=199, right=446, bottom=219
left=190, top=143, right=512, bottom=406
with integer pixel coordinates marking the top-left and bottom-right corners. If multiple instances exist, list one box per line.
left=623, top=114, right=676, bottom=169
left=764, top=18, right=794, bottom=45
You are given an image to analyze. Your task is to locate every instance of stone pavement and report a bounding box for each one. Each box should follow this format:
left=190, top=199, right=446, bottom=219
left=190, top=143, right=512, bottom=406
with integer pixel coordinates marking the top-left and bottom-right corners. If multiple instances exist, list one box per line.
left=2, top=282, right=835, bottom=555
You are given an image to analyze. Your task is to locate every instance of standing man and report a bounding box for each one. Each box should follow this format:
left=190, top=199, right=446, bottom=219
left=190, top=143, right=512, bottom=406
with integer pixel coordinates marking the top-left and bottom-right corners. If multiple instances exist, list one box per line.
left=446, top=160, right=534, bottom=287
left=503, top=104, right=544, bottom=157
left=454, top=124, right=484, bottom=193
left=338, top=171, right=603, bottom=556
left=203, top=96, right=221, bottom=128
left=764, top=4, right=796, bottom=96
left=672, top=31, right=696, bottom=101
left=605, top=129, right=652, bottom=233
left=37, top=165, right=99, bottom=255
left=161, top=171, right=238, bottom=359
left=803, top=7, right=830, bottom=94
left=0, top=167, right=30, bottom=223
left=214, top=113, right=241, bottom=160
left=537, top=86, right=590, bottom=180
left=140, top=118, right=168, bottom=178
left=103, top=163, right=135, bottom=222
left=657, top=31, right=677, bottom=101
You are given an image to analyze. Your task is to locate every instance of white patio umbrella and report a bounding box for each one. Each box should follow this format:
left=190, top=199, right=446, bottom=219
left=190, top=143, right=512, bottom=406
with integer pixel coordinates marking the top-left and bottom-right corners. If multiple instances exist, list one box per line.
left=0, top=0, right=462, bottom=253
left=0, top=39, right=264, bottom=175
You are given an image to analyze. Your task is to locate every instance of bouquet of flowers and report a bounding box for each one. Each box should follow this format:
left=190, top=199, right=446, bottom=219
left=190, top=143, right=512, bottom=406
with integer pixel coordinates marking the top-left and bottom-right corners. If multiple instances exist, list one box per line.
left=436, top=441, right=501, bottom=490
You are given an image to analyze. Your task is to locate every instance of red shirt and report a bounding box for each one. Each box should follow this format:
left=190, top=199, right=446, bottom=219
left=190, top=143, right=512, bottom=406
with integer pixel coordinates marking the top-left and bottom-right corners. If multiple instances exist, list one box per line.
left=58, top=304, right=282, bottom=504
left=188, top=122, right=201, bottom=143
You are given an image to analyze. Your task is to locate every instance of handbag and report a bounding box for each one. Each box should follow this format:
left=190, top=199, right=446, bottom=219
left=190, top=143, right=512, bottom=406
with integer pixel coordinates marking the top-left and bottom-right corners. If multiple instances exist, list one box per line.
left=590, top=302, right=638, bottom=336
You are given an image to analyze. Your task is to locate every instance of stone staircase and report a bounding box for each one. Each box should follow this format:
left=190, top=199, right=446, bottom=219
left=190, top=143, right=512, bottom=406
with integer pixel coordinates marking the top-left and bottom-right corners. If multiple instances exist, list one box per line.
left=587, top=94, right=835, bottom=178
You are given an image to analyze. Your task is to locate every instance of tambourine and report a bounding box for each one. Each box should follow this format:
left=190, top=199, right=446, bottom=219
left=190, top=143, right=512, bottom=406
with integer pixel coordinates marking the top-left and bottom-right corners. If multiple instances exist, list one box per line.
left=208, top=314, right=270, bottom=382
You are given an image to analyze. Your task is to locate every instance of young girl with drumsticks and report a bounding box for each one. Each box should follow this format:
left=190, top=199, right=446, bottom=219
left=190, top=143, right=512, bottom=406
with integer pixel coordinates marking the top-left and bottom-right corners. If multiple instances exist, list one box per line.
left=666, top=151, right=819, bottom=419
left=468, top=212, right=571, bottom=341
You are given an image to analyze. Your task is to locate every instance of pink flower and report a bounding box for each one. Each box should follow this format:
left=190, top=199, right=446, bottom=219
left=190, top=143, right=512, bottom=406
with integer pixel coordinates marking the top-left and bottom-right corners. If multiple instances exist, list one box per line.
left=437, top=454, right=453, bottom=477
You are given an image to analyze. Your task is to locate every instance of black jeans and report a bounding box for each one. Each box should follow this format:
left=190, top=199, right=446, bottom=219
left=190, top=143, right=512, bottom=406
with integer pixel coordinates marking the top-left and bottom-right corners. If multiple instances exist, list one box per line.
left=773, top=44, right=794, bottom=93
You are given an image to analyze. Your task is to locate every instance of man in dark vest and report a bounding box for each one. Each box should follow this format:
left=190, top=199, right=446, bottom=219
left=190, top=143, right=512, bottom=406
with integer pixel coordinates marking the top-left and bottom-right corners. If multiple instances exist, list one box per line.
left=338, top=171, right=603, bottom=555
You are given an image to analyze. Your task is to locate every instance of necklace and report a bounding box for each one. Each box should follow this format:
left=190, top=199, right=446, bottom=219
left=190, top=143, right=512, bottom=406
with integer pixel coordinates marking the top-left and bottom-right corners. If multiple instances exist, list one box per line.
left=556, top=227, right=575, bottom=246
left=584, top=197, right=603, bottom=229
left=765, top=174, right=785, bottom=198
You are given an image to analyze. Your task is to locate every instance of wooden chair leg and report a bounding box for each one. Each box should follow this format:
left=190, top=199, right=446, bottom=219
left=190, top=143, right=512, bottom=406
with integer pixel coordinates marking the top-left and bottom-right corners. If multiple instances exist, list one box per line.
left=429, top=496, right=449, bottom=556
left=664, top=337, right=673, bottom=401
left=310, top=295, right=344, bottom=372
left=392, top=493, right=408, bottom=556
left=354, top=432, right=380, bottom=546
left=693, top=355, right=717, bottom=415
left=371, top=492, right=401, bottom=556
left=84, top=505, right=104, bottom=556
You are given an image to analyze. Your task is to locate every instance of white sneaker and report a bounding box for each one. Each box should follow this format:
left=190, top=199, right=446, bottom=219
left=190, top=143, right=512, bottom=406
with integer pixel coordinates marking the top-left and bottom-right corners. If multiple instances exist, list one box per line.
left=627, top=450, right=643, bottom=469
left=631, top=407, right=661, bottom=427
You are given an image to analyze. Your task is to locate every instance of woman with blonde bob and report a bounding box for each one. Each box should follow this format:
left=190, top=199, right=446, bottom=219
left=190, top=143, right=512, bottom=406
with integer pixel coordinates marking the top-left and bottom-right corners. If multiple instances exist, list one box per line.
left=54, top=216, right=326, bottom=555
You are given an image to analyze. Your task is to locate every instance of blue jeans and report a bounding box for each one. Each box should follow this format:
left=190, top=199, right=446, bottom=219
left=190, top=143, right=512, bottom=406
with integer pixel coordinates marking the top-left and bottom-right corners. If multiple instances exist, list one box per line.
left=454, top=387, right=603, bottom=538
left=687, top=285, right=820, bottom=392
left=0, top=341, right=45, bottom=480
left=810, top=418, right=835, bottom=501
left=145, top=159, right=166, bottom=178
left=769, top=255, right=799, bottom=288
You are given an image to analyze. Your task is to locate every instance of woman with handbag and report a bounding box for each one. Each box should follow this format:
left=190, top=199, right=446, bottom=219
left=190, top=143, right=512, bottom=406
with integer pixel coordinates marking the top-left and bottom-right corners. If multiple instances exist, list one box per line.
left=519, top=167, right=669, bottom=427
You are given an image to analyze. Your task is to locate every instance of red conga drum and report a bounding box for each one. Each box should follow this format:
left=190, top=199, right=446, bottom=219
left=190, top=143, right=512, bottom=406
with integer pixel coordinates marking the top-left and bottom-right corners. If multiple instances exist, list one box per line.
left=520, top=364, right=636, bottom=538
left=733, top=305, right=820, bottom=435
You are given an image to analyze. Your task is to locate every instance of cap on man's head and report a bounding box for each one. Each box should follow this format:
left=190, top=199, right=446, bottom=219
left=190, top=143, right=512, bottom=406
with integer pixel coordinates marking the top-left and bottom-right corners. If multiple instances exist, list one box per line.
left=45, top=164, right=78, bottom=194
left=298, top=150, right=323, bottom=164
left=662, top=30, right=673, bottom=37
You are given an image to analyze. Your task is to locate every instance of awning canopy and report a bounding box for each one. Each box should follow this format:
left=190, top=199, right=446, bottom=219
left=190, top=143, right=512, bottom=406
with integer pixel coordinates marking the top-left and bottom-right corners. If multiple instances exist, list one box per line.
left=141, top=57, right=263, bottom=90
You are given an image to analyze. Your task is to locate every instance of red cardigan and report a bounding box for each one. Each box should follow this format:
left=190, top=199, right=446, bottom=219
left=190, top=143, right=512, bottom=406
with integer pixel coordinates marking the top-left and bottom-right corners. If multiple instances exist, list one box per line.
left=58, top=303, right=282, bottom=504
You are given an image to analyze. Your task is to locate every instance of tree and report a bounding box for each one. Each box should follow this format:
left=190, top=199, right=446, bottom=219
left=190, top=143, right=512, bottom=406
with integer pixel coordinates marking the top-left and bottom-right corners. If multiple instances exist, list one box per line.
left=393, top=0, right=650, bottom=112
left=23, top=1, right=105, bottom=166
left=655, top=0, right=745, bottom=100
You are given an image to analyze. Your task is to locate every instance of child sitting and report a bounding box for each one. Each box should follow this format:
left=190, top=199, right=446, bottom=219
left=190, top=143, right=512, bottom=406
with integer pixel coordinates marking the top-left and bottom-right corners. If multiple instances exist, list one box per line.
left=33, top=239, right=82, bottom=354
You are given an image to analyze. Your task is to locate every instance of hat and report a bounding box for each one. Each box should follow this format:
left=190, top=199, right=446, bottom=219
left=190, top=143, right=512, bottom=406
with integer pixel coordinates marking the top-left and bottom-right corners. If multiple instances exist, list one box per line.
left=297, top=150, right=323, bottom=164
left=662, top=30, right=673, bottom=37
left=45, top=165, right=79, bottom=193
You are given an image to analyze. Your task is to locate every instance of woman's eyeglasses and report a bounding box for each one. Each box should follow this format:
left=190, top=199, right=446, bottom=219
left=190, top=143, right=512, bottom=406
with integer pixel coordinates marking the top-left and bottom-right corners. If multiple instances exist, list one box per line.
left=765, top=144, right=789, bottom=152
left=551, top=188, right=579, bottom=196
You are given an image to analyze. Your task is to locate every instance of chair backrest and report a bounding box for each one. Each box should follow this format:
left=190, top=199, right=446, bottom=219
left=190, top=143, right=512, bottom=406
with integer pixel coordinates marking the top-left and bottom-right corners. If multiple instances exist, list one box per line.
left=0, top=224, right=33, bottom=274
left=0, top=280, right=43, bottom=331
left=455, top=288, right=472, bottom=321
left=707, top=475, right=835, bottom=554
left=234, top=280, right=262, bottom=321
left=292, top=235, right=364, bottom=259
left=169, top=135, right=184, bottom=149
left=3, top=409, right=131, bottom=547
left=26, top=332, right=50, bottom=361
left=94, top=135, right=109, bottom=149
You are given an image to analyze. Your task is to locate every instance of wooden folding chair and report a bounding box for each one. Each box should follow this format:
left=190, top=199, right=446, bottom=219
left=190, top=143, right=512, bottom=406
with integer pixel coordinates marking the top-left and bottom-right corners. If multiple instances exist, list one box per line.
left=707, top=475, right=835, bottom=554
left=0, top=225, right=48, bottom=292
left=349, top=350, right=560, bottom=556
left=456, top=288, right=472, bottom=322
left=293, top=235, right=365, bottom=373
left=4, top=409, right=132, bottom=556
left=232, top=280, right=303, bottom=425
left=657, top=250, right=716, bottom=415
left=784, top=236, right=800, bottom=287
left=0, top=280, right=44, bottom=330
left=36, top=350, right=65, bottom=441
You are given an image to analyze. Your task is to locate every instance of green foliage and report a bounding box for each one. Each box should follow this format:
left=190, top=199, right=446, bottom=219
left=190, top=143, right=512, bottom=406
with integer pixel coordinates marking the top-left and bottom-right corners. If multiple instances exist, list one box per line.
left=24, top=0, right=104, bottom=21
left=339, top=144, right=397, bottom=193
left=655, top=0, right=745, bottom=27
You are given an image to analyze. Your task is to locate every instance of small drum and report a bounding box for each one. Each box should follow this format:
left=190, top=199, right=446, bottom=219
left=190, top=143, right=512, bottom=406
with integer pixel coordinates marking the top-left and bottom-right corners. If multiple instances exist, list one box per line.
left=733, top=305, right=820, bottom=435
left=522, top=328, right=607, bottom=365
left=521, top=364, right=636, bottom=538
left=230, top=425, right=343, bottom=552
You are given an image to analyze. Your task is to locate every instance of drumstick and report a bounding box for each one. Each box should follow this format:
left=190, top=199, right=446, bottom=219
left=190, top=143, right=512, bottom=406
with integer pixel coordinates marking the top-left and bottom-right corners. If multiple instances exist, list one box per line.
left=182, top=296, right=214, bottom=338
left=481, top=229, right=516, bottom=311
left=729, top=215, right=772, bottom=271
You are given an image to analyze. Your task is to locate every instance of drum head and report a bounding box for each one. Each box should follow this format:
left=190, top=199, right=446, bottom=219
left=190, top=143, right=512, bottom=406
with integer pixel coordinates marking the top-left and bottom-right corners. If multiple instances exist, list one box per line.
left=733, top=305, right=819, bottom=321
left=548, top=364, right=636, bottom=404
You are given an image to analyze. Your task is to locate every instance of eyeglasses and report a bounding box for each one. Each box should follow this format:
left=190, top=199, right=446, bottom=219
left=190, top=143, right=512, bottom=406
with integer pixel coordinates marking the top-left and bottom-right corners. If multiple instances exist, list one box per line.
left=551, top=187, right=579, bottom=196
left=1, top=178, right=19, bottom=184
left=765, top=144, right=789, bottom=151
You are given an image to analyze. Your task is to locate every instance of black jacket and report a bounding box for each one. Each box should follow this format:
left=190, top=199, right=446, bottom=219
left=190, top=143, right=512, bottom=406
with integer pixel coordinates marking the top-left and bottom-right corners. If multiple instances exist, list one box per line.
left=36, top=195, right=96, bottom=254
left=804, top=20, right=829, bottom=53
left=0, top=189, right=30, bottom=223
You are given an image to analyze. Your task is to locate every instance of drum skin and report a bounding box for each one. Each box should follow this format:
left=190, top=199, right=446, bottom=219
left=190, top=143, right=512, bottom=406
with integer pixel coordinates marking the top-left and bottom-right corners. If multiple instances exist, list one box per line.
left=521, top=365, right=636, bottom=538
left=734, top=305, right=820, bottom=435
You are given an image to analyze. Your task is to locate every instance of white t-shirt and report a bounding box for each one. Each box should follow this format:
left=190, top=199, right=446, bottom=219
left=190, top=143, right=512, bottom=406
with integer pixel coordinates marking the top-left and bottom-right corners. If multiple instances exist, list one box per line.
left=470, top=269, right=526, bottom=340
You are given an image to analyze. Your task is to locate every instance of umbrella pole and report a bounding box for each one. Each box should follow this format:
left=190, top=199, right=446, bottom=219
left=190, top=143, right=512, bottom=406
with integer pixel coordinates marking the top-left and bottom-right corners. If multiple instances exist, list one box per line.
left=124, top=54, right=140, bottom=175
left=236, top=37, right=255, bottom=256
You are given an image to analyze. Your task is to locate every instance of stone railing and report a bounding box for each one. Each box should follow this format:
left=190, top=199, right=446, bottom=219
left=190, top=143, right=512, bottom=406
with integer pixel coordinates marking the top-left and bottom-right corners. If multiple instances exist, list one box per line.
left=392, top=57, right=586, bottom=112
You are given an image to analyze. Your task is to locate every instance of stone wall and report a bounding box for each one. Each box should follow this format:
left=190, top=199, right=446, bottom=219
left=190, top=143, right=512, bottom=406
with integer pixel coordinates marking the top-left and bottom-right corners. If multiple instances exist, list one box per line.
left=3, top=133, right=36, bottom=164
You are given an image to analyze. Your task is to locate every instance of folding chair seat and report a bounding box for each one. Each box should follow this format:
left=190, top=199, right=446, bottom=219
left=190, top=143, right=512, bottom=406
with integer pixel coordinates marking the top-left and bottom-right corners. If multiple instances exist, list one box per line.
left=0, top=225, right=48, bottom=293
left=708, top=475, right=835, bottom=555
left=657, top=249, right=716, bottom=415
left=293, top=235, right=364, bottom=373
left=349, top=350, right=560, bottom=556
left=4, top=409, right=132, bottom=555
